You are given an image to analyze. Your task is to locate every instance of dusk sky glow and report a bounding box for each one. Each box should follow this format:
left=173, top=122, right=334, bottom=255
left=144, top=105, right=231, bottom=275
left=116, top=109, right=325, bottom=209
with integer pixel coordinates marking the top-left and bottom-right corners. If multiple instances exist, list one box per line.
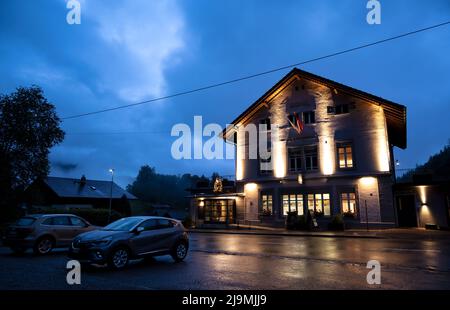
left=1, top=0, right=449, bottom=187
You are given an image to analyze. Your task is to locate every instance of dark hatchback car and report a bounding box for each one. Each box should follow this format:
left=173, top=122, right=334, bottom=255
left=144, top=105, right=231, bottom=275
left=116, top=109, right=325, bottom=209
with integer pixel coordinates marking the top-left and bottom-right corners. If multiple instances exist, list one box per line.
left=3, top=214, right=96, bottom=255
left=68, top=216, right=189, bottom=269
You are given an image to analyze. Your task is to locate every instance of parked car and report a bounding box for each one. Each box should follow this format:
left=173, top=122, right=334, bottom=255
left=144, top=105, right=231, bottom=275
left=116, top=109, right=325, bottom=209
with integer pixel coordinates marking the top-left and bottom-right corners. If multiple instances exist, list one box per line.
left=3, top=214, right=97, bottom=255
left=68, top=216, right=189, bottom=270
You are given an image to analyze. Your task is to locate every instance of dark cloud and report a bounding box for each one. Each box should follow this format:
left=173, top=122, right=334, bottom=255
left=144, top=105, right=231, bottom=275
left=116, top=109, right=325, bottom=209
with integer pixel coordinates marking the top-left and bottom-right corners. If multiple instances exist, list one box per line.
left=1, top=0, right=450, bottom=187
left=52, top=161, right=78, bottom=173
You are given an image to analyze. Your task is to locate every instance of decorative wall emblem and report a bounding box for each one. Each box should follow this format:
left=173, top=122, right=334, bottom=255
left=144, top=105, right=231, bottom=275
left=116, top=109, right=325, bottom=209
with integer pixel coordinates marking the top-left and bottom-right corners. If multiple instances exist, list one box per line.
left=213, top=177, right=223, bottom=193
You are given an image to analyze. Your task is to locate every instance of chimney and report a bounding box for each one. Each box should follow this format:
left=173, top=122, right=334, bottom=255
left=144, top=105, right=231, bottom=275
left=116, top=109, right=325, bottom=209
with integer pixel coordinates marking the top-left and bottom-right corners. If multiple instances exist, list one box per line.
left=80, top=175, right=87, bottom=186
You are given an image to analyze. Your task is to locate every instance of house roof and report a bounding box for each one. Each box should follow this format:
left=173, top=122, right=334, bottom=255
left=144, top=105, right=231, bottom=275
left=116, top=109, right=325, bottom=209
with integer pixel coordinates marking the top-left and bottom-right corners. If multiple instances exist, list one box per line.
left=42, top=176, right=137, bottom=200
left=222, top=68, right=407, bottom=149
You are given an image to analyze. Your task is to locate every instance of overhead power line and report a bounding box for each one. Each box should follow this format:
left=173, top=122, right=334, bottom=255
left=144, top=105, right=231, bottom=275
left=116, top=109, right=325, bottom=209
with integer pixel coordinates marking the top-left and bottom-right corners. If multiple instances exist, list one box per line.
left=62, top=20, right=450, bottom=121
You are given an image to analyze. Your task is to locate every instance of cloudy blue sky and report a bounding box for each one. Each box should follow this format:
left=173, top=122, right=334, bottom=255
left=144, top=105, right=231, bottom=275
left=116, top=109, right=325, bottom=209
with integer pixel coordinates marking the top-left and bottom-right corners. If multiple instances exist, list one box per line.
left=1, top=0, right=449, bottom=187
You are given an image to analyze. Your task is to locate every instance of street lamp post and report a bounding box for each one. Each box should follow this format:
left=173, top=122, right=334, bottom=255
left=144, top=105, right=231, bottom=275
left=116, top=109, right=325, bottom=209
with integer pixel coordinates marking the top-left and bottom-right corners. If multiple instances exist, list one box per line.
left=108, top=168, right=114, bottom=223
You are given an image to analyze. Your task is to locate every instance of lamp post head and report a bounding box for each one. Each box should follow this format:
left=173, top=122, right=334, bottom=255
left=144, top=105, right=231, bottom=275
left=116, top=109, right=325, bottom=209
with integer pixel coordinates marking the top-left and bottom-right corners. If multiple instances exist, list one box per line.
left=109, top=168, right=115, bottom=175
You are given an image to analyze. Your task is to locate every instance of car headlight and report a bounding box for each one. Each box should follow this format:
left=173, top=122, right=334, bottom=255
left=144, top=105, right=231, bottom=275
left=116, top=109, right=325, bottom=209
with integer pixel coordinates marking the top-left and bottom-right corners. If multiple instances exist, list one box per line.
left=88, top=238, right=112, bottom=247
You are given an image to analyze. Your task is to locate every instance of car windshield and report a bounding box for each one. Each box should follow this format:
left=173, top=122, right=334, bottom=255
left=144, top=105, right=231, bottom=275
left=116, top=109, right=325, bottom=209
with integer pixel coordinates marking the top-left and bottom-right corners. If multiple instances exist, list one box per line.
left=103, top=218, right=142, bottom=231
left=15, top=217, right=36, bottom=226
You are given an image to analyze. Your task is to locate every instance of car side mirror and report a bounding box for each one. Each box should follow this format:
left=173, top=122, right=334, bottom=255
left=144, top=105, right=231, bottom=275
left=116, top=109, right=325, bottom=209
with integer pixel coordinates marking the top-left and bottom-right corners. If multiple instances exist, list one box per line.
left=135, top=226, right=144, bottom=234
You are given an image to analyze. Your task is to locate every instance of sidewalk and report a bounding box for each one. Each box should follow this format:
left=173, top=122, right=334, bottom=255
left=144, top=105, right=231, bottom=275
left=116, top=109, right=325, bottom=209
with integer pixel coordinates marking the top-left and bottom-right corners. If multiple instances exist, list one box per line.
left=188, top=226, right=450, bottom=240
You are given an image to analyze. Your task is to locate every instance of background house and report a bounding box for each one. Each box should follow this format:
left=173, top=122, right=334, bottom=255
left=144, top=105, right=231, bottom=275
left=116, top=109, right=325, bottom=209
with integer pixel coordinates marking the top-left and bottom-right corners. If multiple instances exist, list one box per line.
left=23, top=175, right=137, bottom=215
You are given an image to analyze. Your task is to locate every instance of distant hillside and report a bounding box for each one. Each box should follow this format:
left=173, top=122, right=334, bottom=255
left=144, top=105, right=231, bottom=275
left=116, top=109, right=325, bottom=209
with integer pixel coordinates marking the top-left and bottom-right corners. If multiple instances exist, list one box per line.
left=398, top=142, right=450, bottom=182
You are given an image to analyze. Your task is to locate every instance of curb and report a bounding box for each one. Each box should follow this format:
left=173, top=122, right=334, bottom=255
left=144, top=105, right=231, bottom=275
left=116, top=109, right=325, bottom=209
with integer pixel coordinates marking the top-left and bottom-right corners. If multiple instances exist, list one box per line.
left=187, top=229, right=384, bottom=239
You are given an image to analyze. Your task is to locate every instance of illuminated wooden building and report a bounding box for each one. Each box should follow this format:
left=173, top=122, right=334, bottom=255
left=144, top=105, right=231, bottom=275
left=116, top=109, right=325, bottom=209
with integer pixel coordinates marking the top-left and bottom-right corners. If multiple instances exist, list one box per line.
left=191, top=68, right=407, bottom=228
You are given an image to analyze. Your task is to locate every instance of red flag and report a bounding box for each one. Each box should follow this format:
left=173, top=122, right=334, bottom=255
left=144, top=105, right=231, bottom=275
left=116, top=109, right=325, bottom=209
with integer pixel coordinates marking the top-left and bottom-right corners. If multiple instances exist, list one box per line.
left=287, top=112, right=304, bottom=135
left=294, top=112, right=304, bottom=134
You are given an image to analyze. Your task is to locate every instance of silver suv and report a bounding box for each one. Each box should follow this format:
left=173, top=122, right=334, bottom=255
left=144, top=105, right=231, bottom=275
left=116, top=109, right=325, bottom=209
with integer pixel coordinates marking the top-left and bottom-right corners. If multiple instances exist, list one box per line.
left=68, top=216, right=189, bottom=270
left=3, top=214, right=97, bottom=255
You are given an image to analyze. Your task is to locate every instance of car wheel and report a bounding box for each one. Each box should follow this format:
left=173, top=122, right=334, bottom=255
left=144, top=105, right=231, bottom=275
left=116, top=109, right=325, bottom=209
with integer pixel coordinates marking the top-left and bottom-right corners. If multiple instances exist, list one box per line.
left=33, top=237, right=54, bottom=255
left=171, top=241, right=188, bottom=262
left=108, top=247, right=129, bottom=270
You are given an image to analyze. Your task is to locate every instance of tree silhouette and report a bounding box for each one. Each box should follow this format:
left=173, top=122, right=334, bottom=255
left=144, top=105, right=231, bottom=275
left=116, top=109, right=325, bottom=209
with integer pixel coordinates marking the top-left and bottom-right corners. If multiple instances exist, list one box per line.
left=0, top=86, right=65, bottom=220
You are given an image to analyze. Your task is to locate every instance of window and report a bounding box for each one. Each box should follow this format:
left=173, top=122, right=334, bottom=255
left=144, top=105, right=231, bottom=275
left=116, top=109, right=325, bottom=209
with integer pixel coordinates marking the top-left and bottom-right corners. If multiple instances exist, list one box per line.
left=261, top=194, right=273, bottom=215
left=44, top=216, right=71, bottom=226
left=338, top=144, right=353, bottom=168
left=335, top=104, right=349, bottom=114
left=307, top=193, right=331, bottom=216
left=157, top=219, right=174, bottom=229
left=259, top=133, right=272, bottom=175
left=328, top=104, right=350, bottom=115
left=138, top=219, right=159, bottom=231
left=302, top=111, right=315, bottom=124
left=260, top=156, right=272, bottom=174
left=259, top=118, right=271, bottom=131
left=304, top=146, right=318, bottom=170
left=288, top=149, right=302, bottom=172
left=15, top=217, right=36, bottom=226
left=70, top=217, right=88, bottom=227
left=282, top=194, right=304, bottom=216
left=341, top=193, right=357, bottom=215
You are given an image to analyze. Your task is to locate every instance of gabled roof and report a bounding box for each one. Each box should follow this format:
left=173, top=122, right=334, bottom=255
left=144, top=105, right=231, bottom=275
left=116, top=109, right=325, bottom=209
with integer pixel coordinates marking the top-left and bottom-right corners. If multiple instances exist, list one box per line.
left=222, top=68, right=407, bottom=149
left=41, top=176, right=137, bottom=200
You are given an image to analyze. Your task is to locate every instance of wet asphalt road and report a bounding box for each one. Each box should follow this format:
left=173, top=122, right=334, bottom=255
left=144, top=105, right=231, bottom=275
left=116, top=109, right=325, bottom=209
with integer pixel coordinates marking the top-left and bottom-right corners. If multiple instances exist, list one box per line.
left=1, top=232, right=449, bottom=289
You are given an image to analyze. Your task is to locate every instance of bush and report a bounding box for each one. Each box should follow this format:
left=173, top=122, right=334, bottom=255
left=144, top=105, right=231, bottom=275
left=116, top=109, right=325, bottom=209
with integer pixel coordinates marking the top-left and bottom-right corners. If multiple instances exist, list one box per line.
left=328, top=214, right=345, bottom=231
left=29, top=208, right=124, bottom=226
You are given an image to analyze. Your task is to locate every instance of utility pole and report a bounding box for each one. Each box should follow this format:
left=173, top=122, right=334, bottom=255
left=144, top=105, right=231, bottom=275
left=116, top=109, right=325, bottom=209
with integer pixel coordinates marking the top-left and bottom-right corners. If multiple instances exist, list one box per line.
left=108, top=168, right=114, bottom=223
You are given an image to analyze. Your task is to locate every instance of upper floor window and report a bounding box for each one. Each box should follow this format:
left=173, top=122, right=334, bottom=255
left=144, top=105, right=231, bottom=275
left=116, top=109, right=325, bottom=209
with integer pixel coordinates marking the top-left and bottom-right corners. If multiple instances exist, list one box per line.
left=282, top=194, right=304, bottom=216
left=260, top=156, right=272, bottom=175
left=302, top=111, right=315, bottom=124
left=328, top=104, right=349, bottom=115
left=259, top=118, right=271, bottom=131
left=288, top=149, right=302, bottom=172
left=304, top=146, right=318, bottom=171
left=337, top=144, right=353, bottom=169
left=261, top=194, right=273, bottom=216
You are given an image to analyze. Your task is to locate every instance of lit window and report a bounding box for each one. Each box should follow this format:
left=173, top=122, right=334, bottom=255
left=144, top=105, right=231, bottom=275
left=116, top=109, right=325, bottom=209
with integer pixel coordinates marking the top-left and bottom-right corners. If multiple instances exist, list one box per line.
left=341, top=193, right=357, bottom=215
left=338, top=144, right=353, bottom=168
left=307, top=193, right=331, bottom=216
left=282, top=194, right=304, bottom=216
left=261, top=194, right=273, bottom=215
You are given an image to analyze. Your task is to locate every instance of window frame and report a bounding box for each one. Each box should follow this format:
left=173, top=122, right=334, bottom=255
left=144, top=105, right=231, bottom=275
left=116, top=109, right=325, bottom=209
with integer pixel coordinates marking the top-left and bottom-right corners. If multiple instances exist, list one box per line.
left=340, top=192, right=358, bottom=217
left=282, top=194, right=304, bottom=216
left=337, top=143, right=354, bottom=170
left=302, top=111, right=316, bottom=124
left=304, top=146, right=318, bottom=171
left=288, top=148, right=303, bottom=172
left=261, top=194, right=273, bottom=216
left=307, top=193, right=331, bottom=217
